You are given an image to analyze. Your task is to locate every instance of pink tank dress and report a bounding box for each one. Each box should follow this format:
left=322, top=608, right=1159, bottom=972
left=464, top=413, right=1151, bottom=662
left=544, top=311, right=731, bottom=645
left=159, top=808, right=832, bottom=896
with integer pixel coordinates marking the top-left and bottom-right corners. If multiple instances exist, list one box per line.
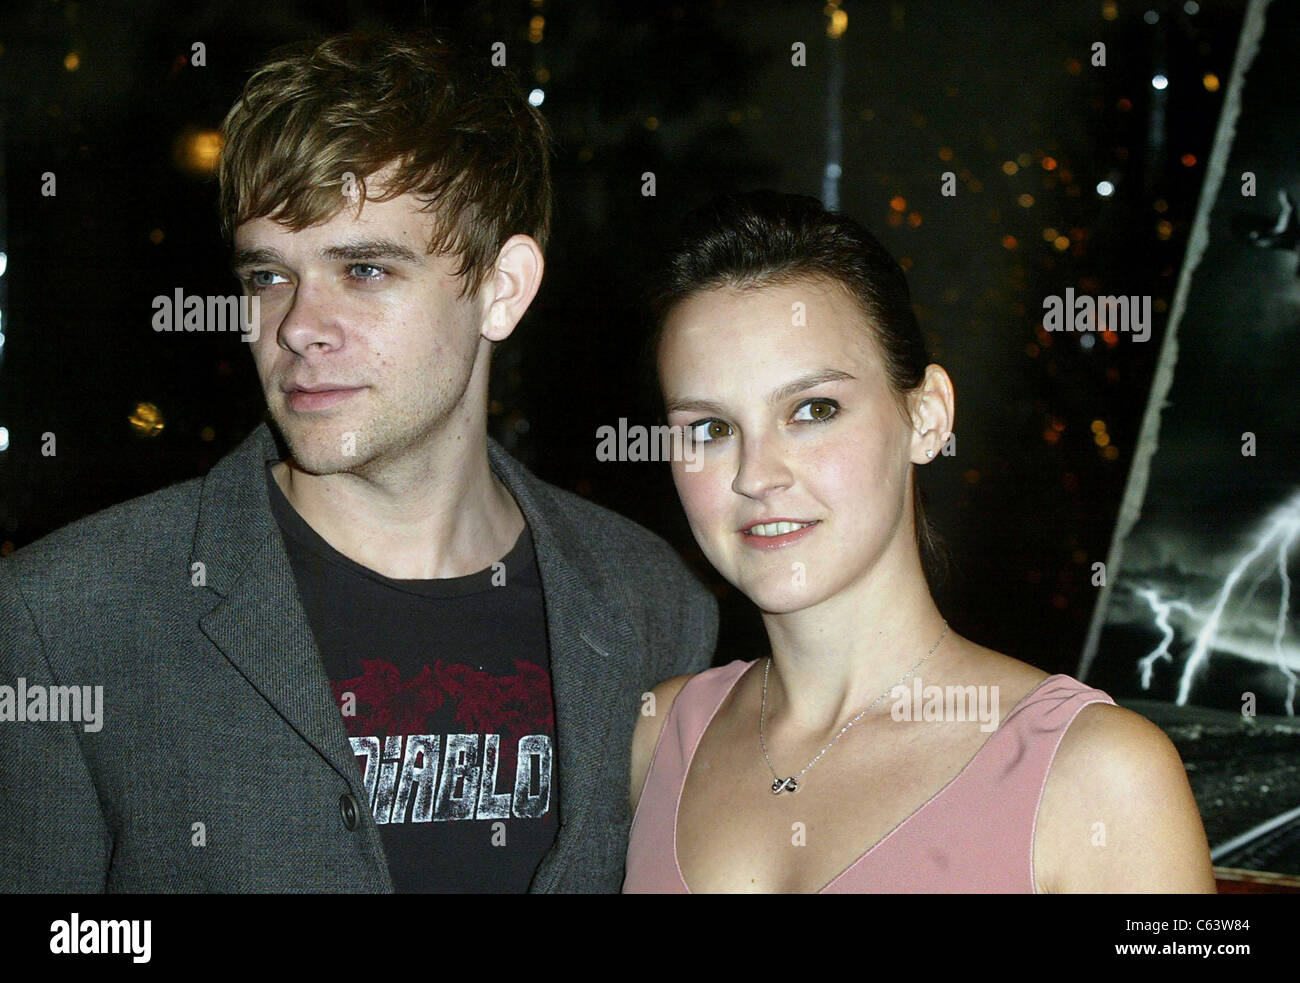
left=624, top=659, right=1117, bottom=893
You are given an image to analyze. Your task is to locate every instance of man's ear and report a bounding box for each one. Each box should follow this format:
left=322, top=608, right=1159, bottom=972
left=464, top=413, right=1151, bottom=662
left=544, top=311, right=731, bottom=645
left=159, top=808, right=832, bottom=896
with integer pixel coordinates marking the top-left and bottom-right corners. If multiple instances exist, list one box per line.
left=481, top=234, right=544, bottom=343
left=908, top=363, right=956, bottom=464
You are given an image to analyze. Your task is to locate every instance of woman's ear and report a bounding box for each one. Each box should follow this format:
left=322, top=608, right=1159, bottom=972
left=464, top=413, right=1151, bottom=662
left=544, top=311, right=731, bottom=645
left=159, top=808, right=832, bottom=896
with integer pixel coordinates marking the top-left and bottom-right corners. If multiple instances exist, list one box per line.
left=909, top=364, right=956, bottom=463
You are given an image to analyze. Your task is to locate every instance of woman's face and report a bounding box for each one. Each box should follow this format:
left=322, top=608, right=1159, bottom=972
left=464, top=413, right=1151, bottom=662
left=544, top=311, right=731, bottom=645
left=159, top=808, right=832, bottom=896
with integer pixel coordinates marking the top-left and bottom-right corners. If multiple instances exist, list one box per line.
left=658, top=275, right=923, bottom=614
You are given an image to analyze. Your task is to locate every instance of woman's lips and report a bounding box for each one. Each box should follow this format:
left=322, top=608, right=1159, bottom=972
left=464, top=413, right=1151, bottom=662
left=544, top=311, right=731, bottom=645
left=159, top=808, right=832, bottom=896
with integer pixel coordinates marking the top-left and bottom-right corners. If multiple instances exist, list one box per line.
left=739, top=519, right=819, bottom=550
left=285, top=387, right=364, bottom=412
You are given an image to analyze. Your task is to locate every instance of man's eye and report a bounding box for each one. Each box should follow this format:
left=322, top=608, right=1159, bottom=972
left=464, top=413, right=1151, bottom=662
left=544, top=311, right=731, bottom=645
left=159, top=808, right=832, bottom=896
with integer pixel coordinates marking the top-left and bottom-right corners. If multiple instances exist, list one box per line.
left=347, top=264, right=386, bottom=281
left=688, top=419, right=733, bottom=444
left=246, top=270, right=288, bottom=291
left=792, top=398, right=838, bottom=423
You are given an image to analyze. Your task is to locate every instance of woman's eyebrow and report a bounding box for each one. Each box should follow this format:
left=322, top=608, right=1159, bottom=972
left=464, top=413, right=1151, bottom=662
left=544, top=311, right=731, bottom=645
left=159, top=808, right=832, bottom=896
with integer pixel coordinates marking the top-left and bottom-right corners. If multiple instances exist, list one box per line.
left=766, top=369, right=856, bottom=404
left=664, top=396, right=727, bottom=415
left=665, top=369, right=856, bottom=415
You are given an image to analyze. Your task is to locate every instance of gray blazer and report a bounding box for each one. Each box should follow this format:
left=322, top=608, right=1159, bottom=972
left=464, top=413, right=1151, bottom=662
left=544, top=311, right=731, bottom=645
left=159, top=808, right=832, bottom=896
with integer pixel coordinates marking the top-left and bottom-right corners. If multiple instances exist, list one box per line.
left=0, top=422, right=717, bottom=892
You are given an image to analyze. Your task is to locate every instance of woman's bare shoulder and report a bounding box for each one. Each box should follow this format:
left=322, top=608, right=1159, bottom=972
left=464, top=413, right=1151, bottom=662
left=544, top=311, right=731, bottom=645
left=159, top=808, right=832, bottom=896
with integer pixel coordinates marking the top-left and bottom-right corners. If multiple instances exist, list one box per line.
left=1035, top=700, right=1216, bottom=893
left=959, top=640, right=1213, bottom=891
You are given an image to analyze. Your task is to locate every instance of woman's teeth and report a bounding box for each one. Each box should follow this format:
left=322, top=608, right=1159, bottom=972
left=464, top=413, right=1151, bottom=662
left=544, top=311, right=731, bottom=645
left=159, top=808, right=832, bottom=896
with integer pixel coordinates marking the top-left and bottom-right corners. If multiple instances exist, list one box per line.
left=746, top=521, right=815, bottom=537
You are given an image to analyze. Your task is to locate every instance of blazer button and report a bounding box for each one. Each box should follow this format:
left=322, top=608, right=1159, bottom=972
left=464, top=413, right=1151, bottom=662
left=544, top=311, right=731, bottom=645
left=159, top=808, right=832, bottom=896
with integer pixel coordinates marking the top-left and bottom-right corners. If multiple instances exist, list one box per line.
left=339, top=793, right=360, bottom=830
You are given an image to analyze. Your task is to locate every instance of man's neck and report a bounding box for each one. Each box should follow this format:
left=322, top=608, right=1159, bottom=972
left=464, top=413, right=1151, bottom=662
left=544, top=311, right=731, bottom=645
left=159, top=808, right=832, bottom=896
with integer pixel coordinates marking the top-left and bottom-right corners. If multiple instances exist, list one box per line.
left=271, top=434, right=525, bottom=580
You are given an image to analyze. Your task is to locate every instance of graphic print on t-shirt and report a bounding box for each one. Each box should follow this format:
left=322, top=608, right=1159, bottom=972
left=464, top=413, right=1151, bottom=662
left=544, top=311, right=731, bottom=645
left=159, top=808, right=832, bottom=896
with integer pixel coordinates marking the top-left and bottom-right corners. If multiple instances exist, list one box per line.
left=333, top=658, right=555, bottom=824
left=266, top=461, right=559, bottom=892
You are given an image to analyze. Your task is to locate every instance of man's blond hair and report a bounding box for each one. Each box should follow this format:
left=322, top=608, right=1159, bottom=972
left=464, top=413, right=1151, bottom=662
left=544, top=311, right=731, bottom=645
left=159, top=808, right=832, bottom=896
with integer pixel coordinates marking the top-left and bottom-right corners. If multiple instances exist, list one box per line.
left=218, top=30, right=553, bottom=298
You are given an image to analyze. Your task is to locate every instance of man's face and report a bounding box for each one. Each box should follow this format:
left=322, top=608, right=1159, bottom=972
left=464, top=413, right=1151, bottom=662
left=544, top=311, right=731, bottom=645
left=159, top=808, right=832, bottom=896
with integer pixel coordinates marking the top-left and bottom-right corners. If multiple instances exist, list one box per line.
left=233, top=176, right=488, bottom=476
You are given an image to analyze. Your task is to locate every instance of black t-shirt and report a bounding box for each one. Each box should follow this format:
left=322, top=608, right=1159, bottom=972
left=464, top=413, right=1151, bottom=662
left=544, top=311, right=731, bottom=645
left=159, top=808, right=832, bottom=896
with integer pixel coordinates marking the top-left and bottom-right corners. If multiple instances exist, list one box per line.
left=266, top=464, right=559, bottom=892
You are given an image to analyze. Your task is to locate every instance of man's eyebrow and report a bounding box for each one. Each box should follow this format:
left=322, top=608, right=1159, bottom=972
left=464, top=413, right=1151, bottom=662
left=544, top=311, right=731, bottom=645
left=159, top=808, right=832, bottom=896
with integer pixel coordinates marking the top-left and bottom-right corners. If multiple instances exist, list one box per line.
left=230, top=247, right=282, bottom=272
left=319, top=238, right=423, bottom=264
left=665, top=368, right=856, bottom=415
left=230, top=238, right=423, bottom=272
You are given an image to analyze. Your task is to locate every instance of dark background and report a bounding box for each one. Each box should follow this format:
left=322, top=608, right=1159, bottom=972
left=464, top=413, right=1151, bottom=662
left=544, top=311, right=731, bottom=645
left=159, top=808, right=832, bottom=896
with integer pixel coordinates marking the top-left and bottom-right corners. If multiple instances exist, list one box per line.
left=0, top=0, right=1252, bottom=671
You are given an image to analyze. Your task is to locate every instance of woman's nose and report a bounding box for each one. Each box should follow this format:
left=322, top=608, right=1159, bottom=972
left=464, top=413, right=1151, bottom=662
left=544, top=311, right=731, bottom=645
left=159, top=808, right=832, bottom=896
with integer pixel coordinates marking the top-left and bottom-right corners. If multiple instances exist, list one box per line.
left=731, top=436, right=794, bottom=499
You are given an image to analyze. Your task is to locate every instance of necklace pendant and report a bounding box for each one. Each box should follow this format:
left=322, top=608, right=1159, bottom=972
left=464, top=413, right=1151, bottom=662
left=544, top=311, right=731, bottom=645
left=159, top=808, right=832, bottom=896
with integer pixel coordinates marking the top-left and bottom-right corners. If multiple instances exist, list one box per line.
left=771, top=777, right=799, bottom=794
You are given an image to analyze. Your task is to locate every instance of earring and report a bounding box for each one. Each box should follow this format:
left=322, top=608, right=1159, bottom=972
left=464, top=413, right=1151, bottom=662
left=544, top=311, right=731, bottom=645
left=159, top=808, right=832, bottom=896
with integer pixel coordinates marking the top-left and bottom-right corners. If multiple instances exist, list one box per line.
left=925, top=449, right=935, bottom=459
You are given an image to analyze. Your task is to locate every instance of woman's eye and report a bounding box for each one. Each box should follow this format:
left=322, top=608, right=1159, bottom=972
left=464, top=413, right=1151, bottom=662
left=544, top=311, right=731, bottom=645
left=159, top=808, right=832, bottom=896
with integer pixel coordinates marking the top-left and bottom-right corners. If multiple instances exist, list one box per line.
left=688, top=419, right=733, bottom=444
left=792, top=398, right=839, bottom=423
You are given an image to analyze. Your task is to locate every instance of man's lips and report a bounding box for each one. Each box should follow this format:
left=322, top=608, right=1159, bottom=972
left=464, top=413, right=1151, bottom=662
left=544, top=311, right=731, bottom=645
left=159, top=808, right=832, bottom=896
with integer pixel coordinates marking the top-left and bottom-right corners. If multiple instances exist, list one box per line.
left=282, top=383, right=360, bottom=393
left=739, top=517, right=820, bottom=549
left=281, top=384, right=365, bottom=411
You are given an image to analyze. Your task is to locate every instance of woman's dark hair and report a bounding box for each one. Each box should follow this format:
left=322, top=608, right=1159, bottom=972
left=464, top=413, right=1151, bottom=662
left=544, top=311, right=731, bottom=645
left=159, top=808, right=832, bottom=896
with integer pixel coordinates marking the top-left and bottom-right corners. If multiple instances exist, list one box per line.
left=644, top=189, right=950, bottom=593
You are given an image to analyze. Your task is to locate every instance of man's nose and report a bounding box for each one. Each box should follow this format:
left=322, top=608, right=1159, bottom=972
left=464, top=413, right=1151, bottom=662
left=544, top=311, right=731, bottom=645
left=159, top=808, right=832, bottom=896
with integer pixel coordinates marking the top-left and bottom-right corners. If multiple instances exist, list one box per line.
left=275, top=280, right=344, bottom=355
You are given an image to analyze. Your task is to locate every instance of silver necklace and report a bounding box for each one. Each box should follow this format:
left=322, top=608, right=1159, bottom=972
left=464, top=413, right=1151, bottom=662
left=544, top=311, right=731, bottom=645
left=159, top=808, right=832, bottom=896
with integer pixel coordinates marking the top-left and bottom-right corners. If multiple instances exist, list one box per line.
left=760, top=622, right=950, bottom=794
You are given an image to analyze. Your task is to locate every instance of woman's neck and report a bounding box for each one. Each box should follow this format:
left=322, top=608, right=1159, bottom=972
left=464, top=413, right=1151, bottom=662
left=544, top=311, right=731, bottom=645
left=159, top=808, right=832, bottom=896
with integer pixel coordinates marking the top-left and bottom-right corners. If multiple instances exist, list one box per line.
left=759, top=559, right=954, bottom=733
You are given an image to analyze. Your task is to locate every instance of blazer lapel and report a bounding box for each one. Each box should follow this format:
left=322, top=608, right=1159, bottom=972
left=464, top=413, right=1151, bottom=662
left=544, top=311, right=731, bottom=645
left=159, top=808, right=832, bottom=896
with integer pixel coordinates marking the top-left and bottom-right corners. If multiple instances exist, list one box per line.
left=190, top=423, right=392, bottom=887
left=197, top=534, right=367, bottom=785
left=486, top=438, right=641, bottom=890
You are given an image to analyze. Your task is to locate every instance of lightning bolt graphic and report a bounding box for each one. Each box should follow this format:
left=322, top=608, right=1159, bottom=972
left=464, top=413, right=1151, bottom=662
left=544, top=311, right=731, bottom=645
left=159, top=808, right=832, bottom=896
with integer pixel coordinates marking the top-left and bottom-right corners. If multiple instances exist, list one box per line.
left=1136, top=589, right=1196, bottom=688
left=1137, top=491, right=1300, bottom=714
